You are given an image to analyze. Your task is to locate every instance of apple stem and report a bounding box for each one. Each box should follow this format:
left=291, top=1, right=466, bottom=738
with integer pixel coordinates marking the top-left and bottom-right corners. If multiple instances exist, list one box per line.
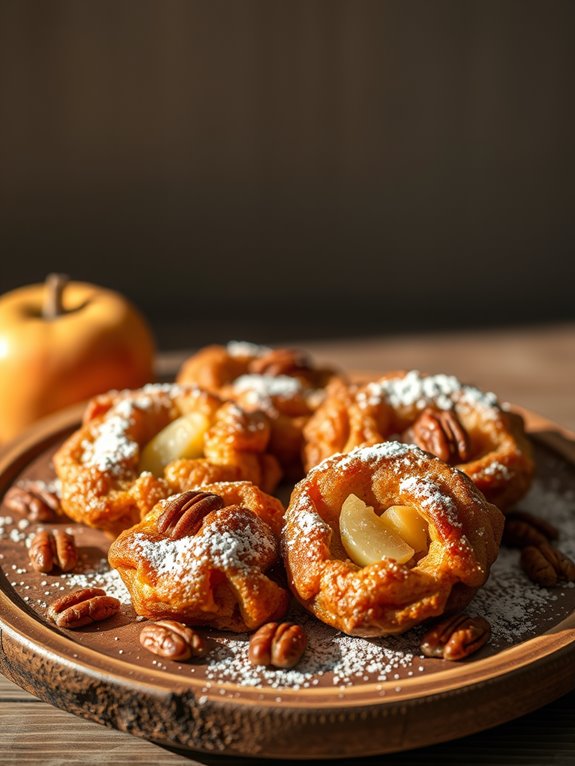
left=43, top=273, right=69, bottom=319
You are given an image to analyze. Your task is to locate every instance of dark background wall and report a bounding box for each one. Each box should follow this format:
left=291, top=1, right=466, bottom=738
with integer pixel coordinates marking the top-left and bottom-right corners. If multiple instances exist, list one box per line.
left=1, top=1, right=574, bottom=348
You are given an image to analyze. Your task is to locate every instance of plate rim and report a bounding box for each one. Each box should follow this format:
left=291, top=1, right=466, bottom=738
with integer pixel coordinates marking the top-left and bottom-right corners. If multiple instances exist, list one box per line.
left=0, top=403, right=574, bottom=758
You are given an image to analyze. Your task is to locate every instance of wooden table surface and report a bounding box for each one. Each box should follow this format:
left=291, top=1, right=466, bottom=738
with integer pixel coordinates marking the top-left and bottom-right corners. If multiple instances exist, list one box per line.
left=1, top=323, right=575, bottom=766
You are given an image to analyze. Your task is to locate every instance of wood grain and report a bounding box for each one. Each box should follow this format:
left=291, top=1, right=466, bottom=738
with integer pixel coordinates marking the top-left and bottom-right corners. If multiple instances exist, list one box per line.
left=1, top=683, right=574, bottom=766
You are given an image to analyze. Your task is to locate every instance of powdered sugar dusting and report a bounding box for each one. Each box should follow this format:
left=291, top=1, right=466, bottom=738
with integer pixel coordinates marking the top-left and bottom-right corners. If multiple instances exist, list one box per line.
left=358, top=371, right=499, bottom=414
left=128, top=515, right=276, bottom=595
left=205, top=611, right=420, bottom=689
left=81, top=410, right=140, bottom=474
left=482, top=461, right=512, bottom=480
left=234, top=374, right=302, bottom=400
left=472, top=549, right=555, bottom=640
left=227, top=341, right=271, bottom=358
left=474, top=468, right=575, bottom=643
left=399, top=475, right=461, bottom=527
left=292, top=506, right=331, bottom=537
left=0, top=519, right=131, bottom=608
left=232, top=374, right=306, bottom=416
left=80, top=384, right=186, bottom=476
left=309, top=441, right=424, bottom=478
left=59, top=559, right=131, bottom=604
left=0, top=515, right=33, bottom=544
left=108, top=382, right=186, bottom=402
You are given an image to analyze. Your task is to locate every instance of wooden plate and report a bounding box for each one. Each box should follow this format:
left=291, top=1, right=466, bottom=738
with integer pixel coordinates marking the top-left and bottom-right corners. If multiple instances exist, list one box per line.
left=0, top=404, right=575, bottom=760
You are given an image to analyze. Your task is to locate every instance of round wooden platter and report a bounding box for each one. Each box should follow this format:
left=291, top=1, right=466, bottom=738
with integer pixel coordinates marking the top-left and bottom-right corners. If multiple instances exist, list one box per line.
left=1, top=405, right=575, bottom=760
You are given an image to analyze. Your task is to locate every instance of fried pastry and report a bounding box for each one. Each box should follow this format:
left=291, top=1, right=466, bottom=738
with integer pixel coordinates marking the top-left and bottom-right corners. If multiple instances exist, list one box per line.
left=108, top=485, right=289, bottom=632
left=53, top=384, right=281, bottom=536
left=177, top=342, right=338, bottom=478
left=283, top=442, right=504, bottom=636
left=304, top=371, right=534, bottom=509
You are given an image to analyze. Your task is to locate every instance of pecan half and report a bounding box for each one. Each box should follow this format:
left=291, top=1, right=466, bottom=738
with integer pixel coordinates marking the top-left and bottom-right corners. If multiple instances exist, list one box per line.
left=420, top=613, right=491, bottom=661
left=503, top=519, right=549, bottom=548
left=4, top=483, right=60, bottom=522
left=503, top=511, right=559, bottom=548
left=157, top=491, right=225, bottom=539
left=140, top=620, right=207, bottom=661
left=248, top=622, right=307, bottom=669
left=250, top=348, right=310, bottom=377
left=521, top=542, right=575, bottom=587
left=47, top=587, right=120, bottom=629
left=29, top=529, right=77, bottom=573
left=405, top=408, right=471, bottom=464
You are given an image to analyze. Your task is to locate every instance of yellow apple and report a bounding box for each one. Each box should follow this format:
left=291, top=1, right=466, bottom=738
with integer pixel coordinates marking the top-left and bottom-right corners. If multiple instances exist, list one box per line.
left=0, top=274, right=155, bottom=442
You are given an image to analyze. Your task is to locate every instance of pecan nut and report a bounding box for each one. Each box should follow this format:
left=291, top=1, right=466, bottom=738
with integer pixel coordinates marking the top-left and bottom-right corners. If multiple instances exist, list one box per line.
left=550, top=545, right=575, bottom=581
left=249, top=348, right=310, bottom=377
left=139, top=620, right=207, bottom=661
left=4, top=483, right=60, bottom=522
left=521, top=542, right=575, bottom=587
left=157, top=491, right=224, bottom=539
left=248, top=622, right=307, bottom=668
left=503, top=519, right=549, bottom=548
left=504, top=510, right=558, bottom=545
left=420, top=613, right=491, bottom=661
left=47, top=587, right=121, bottom=629
left=405, top=408, right=471, bottom=464
left=29, top=529, right=78, bottom=573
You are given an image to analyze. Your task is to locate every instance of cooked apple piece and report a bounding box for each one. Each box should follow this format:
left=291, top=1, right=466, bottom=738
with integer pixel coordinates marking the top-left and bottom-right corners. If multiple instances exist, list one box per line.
left=139, top=413, right=210, bottom=476
left=339, top=494, right=414, bottom=566
left=382, top=505, right=429, bottom=554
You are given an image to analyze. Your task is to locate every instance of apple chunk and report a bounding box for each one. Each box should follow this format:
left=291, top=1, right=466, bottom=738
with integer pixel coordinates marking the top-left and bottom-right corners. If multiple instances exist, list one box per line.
left=381, top=505, right=428, bottom=554
left=339, top=494, right=414, bottom=566
left=139, top=412, right=209, bottom=476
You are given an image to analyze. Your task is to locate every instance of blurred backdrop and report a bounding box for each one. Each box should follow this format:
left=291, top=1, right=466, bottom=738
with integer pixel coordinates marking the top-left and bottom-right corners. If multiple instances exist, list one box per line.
left=1, top=0, right=574, bottom=349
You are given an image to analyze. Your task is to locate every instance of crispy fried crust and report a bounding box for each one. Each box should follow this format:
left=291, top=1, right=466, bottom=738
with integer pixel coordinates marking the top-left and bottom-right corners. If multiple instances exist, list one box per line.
left=53, top=384, right=281, bottom=536
left=303, top=371, right=534, bottom=510
left=108, top=485, right=288, bottom=632
left=176, top=343, right=339, bottom=478
left=282, top=442, right=504, bottom=637
left=176, top=343, right=335, bottom=391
